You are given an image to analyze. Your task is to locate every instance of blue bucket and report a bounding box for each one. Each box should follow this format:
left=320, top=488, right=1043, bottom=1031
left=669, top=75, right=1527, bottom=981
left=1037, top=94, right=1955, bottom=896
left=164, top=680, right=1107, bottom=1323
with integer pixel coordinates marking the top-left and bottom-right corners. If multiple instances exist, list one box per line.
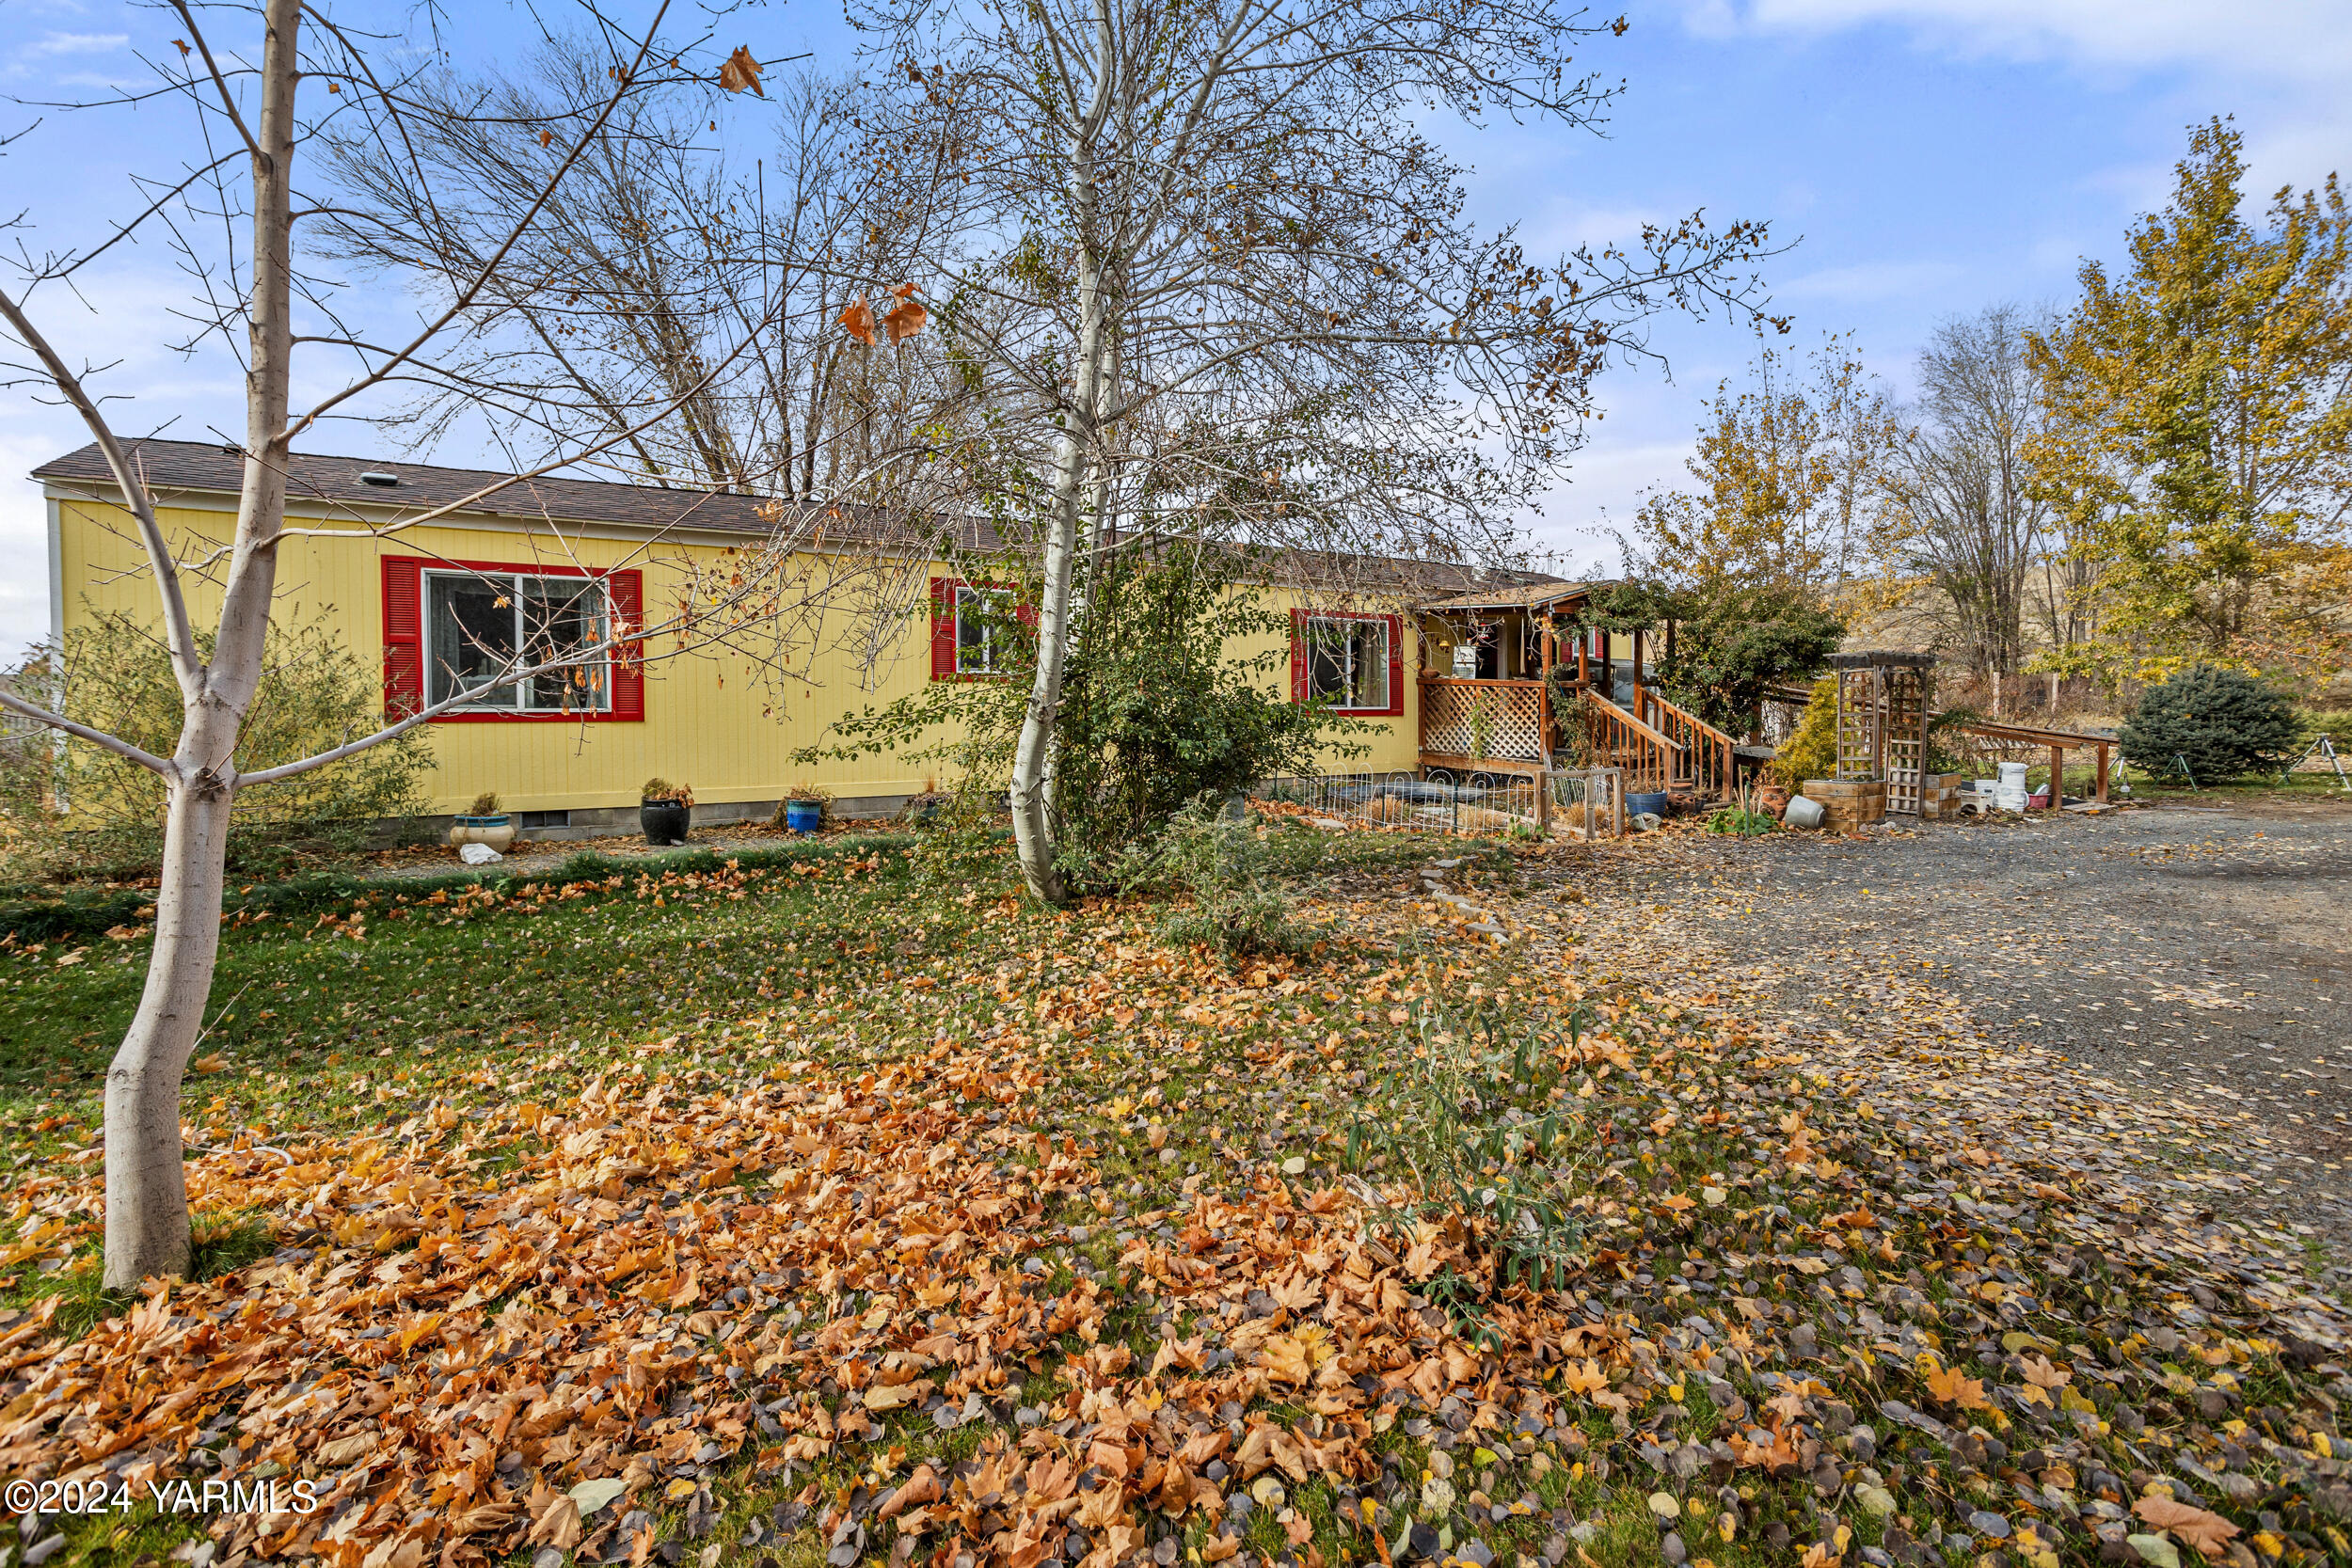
left=1626, top=791, right=1670, bottom=819
left=785, top=799, right=824, bottom=834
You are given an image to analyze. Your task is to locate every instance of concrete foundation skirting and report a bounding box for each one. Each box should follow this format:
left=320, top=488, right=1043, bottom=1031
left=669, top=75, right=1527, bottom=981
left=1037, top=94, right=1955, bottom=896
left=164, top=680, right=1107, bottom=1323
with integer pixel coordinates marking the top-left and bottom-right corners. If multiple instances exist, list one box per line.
left=413, top=794, right=921, bottom=844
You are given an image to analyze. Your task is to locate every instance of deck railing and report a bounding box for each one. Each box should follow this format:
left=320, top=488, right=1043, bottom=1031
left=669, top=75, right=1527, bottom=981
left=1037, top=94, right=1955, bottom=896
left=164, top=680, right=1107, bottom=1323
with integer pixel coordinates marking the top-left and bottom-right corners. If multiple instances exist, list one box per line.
left=1417, top=677, right=1549, bottom=768
left=1632, top=689, right=1738, bottom=800
left=1578, top=689, right=1681, bottom=794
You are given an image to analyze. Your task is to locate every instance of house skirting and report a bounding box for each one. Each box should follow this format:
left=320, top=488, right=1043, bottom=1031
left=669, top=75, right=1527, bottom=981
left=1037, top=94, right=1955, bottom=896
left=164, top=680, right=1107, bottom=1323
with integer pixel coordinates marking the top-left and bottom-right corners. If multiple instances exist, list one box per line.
left=411, top=793, right=923, bottom=844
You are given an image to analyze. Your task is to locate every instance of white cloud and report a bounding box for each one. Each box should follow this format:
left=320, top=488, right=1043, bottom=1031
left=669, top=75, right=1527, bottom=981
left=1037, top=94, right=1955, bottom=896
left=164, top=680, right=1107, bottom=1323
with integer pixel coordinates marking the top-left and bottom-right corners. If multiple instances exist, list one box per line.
left=28, top=30, right=125, bottom=55
left=1677, top=1, right=2352, bottom=85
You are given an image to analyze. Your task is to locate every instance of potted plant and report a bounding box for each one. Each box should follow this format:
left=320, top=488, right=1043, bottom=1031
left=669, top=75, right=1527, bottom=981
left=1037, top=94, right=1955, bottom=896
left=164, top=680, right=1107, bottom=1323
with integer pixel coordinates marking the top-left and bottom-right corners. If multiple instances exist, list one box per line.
left=1755, top=767, right=1791, bottom=817
left=447, top=792, right=516, bottom=852
left=641, top=778, right=693, bottom=845
left=777, top=781, right=832, bottom=835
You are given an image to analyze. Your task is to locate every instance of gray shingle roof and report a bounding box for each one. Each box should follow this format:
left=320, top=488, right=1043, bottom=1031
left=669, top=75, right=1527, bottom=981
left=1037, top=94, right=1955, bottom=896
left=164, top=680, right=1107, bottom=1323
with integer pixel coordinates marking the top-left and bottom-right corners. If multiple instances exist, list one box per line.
left=32, top=438, right=1563, bottom=602
left=31, top=438, right=984, bottom=546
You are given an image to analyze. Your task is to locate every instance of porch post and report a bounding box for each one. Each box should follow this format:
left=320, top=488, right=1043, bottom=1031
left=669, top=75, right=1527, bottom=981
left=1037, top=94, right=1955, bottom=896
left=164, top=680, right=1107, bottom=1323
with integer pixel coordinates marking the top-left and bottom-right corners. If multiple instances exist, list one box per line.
left=1630, top=627, right=1645, bottom=711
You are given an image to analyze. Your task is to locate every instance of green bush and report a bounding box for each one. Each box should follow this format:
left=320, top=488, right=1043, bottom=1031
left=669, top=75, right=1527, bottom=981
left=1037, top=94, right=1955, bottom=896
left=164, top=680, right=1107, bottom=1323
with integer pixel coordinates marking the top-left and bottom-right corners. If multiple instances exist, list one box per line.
left=1771, top=674, right=1838, bottom=784
left=1343, top=998, right=1593, bottom=1340
left=1117, top=798, right=1304, bottom=958
left=807, top=544, right=1346, bottom=888
left=1705, top=805, right=1777, bottom=836
left=2120, top=665, right=2299, bottom=783
left=5, top=610, right=437, bottom=879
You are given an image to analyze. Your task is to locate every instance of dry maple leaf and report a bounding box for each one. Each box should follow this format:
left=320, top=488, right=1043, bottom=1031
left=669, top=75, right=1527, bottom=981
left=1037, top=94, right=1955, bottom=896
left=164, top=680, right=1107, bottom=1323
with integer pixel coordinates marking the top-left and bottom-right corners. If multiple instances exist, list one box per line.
left=2134, top=1496, right=2240, bottom=1560
left=1924, top=1364, right=1989, bottom=1412
left=880, top=1465, right=941, bottom=1520
left=526, top=1489, right=583, bottom=1551
left=1557, top=1358, right=1610, bottom=1398
left=718, top=45, right=764, bottom=96
left=883, top=295, right=929, bottom=343
left=2021, top=1354, right=2072, bottom=1389
left=839, top=298, right=877, bottom=346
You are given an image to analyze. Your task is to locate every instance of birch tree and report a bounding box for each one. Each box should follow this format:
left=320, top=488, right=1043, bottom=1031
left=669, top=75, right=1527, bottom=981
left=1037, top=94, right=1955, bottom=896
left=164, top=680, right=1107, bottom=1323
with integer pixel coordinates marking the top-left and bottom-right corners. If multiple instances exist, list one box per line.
left=855, top=0, right=1780, bottom=902
left=0, top=1, right=926, bottom=1287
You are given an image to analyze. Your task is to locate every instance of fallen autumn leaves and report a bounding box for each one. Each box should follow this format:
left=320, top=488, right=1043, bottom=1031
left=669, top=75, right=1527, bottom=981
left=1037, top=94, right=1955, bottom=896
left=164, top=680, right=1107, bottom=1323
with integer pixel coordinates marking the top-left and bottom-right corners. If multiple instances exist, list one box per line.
left=2, top=825, right=2349, bottom=1568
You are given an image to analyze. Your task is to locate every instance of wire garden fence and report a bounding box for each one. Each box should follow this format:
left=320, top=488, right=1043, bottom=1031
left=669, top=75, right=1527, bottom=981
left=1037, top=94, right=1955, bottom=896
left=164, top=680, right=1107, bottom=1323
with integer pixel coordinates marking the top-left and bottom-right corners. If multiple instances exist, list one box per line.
left=1249, top=768, right=1627, bottom=839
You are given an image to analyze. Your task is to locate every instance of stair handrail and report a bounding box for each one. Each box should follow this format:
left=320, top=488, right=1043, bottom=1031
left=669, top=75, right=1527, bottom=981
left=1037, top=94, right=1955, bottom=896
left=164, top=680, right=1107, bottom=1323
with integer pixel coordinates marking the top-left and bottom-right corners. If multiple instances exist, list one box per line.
left=1580, top=688, right=1681, bottom=751
left=1634, top=688, right=1736, bottom=792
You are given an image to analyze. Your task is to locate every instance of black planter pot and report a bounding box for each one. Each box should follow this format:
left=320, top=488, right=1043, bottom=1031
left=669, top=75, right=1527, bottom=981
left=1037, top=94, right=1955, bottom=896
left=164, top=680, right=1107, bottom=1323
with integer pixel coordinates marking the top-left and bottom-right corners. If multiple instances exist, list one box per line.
left=640, top=799, right=691, bottom=846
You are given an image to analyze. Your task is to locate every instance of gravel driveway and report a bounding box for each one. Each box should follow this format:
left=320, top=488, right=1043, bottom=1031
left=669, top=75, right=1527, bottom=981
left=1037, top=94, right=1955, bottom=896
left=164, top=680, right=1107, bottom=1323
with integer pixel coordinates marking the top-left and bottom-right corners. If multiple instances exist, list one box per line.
left=1464, top=792, right=2352, bottom=1286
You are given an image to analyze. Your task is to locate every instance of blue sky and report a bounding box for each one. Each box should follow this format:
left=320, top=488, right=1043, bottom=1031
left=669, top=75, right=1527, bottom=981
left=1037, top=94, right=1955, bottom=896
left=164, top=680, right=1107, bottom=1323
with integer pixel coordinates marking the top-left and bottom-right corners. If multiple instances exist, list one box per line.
left=2, top=0, right=2348, bottom=651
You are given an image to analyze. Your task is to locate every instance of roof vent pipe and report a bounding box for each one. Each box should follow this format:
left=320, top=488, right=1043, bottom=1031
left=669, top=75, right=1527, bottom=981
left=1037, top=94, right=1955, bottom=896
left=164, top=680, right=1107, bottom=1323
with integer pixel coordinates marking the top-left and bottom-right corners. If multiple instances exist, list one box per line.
left=358, top=470, right=401, bottom=487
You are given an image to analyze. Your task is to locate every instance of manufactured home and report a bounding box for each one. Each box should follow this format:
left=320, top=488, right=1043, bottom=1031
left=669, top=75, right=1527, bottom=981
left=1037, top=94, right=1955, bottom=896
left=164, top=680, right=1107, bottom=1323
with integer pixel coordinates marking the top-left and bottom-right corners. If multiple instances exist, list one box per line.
left=33, top=442, right=1725, bottom=834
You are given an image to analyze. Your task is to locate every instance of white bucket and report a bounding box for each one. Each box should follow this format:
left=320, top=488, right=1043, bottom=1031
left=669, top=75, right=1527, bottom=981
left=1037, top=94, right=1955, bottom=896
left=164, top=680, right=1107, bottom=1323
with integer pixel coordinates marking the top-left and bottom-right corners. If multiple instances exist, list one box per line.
left=1783, top=795, right=1825, bottom=829
left=1994, top=760, right=2030, bottom=811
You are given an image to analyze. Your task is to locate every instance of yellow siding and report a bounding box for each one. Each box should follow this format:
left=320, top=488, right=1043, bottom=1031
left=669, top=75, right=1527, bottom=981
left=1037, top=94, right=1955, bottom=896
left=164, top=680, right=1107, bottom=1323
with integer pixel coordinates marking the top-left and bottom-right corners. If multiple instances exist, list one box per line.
left=56, top=497, right=1423, bottom=812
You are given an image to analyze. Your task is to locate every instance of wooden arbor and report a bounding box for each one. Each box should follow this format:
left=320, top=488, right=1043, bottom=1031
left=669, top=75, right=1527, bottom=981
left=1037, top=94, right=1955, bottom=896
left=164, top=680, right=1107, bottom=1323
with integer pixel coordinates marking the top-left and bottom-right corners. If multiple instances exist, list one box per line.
left=1832, top=652, right=1934, bottom=816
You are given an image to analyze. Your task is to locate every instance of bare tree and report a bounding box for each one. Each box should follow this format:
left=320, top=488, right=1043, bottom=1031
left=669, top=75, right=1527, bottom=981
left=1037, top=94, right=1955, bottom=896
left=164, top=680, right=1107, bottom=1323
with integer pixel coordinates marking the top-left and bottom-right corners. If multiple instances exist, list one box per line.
left=1883, top=305, right=2050, bottom=676
left=854, top=0, right=1781, bottom=901
left=0, top=1, right=935, bottom=1286
left=318, top=51, right=979, bottom=505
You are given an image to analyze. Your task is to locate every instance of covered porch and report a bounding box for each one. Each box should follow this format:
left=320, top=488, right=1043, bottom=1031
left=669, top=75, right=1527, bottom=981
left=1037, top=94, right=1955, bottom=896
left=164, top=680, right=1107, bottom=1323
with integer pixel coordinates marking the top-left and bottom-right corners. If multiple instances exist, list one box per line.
left=1413, top=582, right=1742, bottom=800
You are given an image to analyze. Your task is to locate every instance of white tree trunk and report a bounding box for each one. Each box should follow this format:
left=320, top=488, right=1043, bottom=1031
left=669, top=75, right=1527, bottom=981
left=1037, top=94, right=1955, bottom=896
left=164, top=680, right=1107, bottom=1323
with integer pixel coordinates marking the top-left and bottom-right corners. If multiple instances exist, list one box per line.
left=103, top=772, right=234, bottom=1286
left=1009, top=422, right=1090, bottom=904
left=101, top=0, right=301, bottom=1286
left=1009, top=122, right=1110, bottom=903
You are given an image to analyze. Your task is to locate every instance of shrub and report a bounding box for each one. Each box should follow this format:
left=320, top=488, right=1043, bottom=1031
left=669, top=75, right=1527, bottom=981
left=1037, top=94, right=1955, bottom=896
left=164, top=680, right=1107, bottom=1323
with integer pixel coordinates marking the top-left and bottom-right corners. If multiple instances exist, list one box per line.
left=1117, top=797, right=1303, bottom=958
left=466, top=792, right=501, bottom=817
left=2121, top=665, right=2299, bottom=783
left=1771, top=674, right=1838, bottom=784
left=4, top=610, right=434, bottom=879
left=1343, top=998, right=1593, bottom=1341
left=806, top=544, right=1348, bottom=887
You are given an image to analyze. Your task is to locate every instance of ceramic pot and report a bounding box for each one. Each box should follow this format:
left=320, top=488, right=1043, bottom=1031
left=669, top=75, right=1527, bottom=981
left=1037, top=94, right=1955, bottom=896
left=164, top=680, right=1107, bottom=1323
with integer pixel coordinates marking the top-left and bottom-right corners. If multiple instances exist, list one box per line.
left=1757, top=784, right=1790, bottom=816
left=784, top=799, right=824, bottom=834
left=447, top=815, right=517, bottom=851
left=641, top=799, right=691, bottom=846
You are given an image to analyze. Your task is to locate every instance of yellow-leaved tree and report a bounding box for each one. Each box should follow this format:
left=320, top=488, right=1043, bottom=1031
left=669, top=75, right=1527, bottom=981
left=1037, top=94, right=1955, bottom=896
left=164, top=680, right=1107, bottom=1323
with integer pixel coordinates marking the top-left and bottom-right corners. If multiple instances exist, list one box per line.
left=1631, top=335, right=1905, bottom=611
left=2026, top=119, right=2352, bottom=683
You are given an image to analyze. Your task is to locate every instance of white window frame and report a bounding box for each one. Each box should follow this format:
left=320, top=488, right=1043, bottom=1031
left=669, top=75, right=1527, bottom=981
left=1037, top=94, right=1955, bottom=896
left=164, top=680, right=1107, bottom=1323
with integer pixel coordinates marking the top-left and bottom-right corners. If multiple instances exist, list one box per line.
left=1302, top=614, right=1391, bottom=711
left=954, top=583, right=1010, bottom=675
left=424, top=569, right=612, bottom=712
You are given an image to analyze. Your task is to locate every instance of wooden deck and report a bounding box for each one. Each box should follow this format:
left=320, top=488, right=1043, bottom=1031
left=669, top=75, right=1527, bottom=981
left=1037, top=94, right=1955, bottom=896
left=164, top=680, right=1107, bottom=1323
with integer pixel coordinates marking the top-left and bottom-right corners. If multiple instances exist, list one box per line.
left=1416, top=675, right=1742, bottom=799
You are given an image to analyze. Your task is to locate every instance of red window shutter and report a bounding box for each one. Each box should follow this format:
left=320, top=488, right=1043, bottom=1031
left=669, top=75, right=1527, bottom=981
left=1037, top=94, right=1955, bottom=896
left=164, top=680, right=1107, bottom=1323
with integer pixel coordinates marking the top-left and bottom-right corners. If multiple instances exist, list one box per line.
left=608, top=569, right=645, bottom=720
left=931, top=578, right=957, bottom=680
left=1384, top=614, right=1404, bottom=716
left=381, top=556, right=425, bottom=719
left=1290, top=609, right=1309, bottom=703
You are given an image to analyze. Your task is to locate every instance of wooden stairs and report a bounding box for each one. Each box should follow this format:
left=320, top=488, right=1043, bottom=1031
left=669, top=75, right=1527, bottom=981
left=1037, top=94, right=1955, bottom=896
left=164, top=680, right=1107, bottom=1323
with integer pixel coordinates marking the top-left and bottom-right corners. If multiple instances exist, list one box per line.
left=1578, top=689, right=1740, bottom=800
